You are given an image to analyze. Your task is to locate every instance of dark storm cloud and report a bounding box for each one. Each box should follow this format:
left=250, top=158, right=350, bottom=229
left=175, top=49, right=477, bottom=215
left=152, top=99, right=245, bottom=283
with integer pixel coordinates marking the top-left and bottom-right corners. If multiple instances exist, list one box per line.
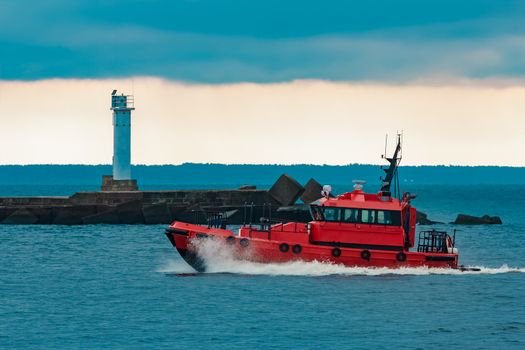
left=0, top=0, right=524, bottom=82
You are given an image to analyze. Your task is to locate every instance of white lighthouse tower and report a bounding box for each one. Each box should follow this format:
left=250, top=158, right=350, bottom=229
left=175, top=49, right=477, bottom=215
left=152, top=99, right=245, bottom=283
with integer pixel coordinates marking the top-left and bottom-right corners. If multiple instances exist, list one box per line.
left=101, top=90, right=138, bottom=191
left=111, top=90, right=134, bottom=179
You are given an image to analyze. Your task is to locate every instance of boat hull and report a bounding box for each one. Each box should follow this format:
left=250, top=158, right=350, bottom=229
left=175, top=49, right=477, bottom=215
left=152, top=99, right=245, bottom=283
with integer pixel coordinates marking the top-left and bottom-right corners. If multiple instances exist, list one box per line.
left=165, top=221, right=459, bottom=272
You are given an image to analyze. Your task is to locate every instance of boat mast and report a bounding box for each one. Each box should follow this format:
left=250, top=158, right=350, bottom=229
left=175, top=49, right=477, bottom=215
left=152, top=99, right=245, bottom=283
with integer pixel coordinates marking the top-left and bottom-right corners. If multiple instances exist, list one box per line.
left=380, top=134, right=402, bottom=197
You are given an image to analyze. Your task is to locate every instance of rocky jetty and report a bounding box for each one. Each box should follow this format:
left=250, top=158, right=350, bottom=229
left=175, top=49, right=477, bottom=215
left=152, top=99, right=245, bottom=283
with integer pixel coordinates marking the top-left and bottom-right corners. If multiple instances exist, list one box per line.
left=452, top=214, right=503, bottom=225
left=0, top=174, right=307, bottom=225
left=3, top=173, right=501, bottom=227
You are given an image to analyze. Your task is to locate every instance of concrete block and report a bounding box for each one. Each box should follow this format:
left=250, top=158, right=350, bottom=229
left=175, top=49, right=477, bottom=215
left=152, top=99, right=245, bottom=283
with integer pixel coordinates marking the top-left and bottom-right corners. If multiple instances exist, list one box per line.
left=268, top=174, right=304, bottom=206
left=116, top=200, right=144, bottom=224
left=70, top=191, right=143, bottom=205
left=0, top=207, right=15, bottom=222
left=168, top=205, right=186, bottom=221
left=82, top=210, right=120, bottom=224
left=53, top=206, right=98, bottom=225
left=142, top=202, right=171, bottom=224
left=29, top=207, right=54, bottom=224
left=2, top=208, right=39, bottom=224
left=300, top=178, right=323, bottom=203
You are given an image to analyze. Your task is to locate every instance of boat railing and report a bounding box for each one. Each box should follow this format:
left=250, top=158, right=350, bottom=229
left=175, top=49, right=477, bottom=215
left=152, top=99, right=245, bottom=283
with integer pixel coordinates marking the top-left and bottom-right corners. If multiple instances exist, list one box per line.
left=186, top=210, right=228, bottom=229
left=242, top=219, right=306, bottom=240
left=417, top=229, right=455, bottom=253
left=242, top=202, right=275, bottom=225
left=242, top=218, right=302, bottom=231
left=190, top=203, right=306, bottom=235
left=206, top=212, right=227, bottom=229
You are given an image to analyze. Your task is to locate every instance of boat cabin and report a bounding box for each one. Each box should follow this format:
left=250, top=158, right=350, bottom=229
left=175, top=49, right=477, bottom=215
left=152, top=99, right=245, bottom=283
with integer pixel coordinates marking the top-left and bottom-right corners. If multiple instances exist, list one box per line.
left=308, top=186, right=416, bottom=251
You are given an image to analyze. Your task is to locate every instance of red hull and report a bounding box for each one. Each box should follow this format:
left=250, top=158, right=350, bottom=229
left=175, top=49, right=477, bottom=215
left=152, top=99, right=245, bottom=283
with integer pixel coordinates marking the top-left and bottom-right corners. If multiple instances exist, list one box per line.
left=165, top=221, right=459, bottom=272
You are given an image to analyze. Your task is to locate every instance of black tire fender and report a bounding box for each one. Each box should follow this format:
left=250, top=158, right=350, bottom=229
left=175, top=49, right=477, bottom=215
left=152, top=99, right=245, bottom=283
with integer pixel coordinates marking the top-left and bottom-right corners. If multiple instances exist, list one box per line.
left=332, top=247, right=342, bottom=257
left=240, top=238, right=250, bottom=247
left=292, top=244, right=302, bottom=254
left=361, top=249, right=371, bottom=261
left=225, top=236, right=236, bottom=245
left=396, top=252, right=407, bottom=262
left=279, top=243, right=290, bottom=252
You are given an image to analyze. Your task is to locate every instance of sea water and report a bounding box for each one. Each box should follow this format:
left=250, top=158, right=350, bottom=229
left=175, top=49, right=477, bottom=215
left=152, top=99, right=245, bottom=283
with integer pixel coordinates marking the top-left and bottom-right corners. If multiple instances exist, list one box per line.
left=1, top=184, right=524, bottom=349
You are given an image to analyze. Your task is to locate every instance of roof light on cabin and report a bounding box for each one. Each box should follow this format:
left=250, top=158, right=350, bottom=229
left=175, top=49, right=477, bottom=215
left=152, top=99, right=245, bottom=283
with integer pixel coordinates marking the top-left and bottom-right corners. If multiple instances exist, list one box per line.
left=352, top=180, right=366, bottom=192
left=321, top=185, right=332, bottom=198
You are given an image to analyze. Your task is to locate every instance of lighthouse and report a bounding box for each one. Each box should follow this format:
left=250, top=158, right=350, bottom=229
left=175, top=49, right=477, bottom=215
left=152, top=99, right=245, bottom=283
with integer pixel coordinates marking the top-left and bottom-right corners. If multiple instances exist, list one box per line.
left=111, top=90, right=134, bottom=179
left=101, top=90, right=138, bottom=191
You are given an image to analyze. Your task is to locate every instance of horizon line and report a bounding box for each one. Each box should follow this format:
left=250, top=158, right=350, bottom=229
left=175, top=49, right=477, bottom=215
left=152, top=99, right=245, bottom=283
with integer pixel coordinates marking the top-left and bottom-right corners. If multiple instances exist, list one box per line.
left=1, top=163, right=524, bottom=168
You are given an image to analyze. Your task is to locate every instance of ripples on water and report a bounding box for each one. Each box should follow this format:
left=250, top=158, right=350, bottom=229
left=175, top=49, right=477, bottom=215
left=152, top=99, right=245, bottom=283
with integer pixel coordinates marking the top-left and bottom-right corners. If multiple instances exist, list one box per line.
left=2, top=184, right=525, bottom=349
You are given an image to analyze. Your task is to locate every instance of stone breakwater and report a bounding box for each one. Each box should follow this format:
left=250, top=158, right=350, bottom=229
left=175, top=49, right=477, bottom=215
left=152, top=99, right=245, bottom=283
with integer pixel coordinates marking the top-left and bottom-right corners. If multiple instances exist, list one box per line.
left=0, top=174, right=502, bottom=226
left=0, top=174, right=317, bottom=225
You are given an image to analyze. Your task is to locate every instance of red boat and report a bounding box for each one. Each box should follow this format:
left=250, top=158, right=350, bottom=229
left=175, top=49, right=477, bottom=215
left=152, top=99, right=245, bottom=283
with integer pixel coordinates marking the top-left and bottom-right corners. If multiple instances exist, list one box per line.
left=165, top=136, right=460, bottom=272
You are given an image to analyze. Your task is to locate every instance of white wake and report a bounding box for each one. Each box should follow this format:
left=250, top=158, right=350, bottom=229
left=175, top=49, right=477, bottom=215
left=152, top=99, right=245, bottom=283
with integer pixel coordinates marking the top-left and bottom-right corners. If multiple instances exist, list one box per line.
left=158, top=237, right=524, bottom=277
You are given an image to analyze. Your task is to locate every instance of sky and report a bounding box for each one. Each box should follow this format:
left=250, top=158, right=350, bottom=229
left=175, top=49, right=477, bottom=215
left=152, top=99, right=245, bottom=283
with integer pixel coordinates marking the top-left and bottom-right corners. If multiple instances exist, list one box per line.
left=0, top=0, right=524, bottom=165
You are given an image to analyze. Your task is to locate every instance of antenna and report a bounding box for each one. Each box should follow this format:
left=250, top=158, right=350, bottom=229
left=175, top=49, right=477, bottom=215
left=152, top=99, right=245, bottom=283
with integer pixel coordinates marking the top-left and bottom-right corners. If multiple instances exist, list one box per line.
left=384, top=134, right=388, bottom=159
left=400, top=131, right=404, bottom=160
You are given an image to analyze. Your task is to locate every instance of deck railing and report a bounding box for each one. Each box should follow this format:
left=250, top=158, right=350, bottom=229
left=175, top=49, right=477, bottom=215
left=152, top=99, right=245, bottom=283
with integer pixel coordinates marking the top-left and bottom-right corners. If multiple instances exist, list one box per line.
left=417, top=229, right=455, bottom=253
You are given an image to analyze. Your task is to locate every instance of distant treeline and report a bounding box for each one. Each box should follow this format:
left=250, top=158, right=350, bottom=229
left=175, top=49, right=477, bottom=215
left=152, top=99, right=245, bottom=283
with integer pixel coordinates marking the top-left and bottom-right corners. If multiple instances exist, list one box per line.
left=0, top=164, right=523, bottom=186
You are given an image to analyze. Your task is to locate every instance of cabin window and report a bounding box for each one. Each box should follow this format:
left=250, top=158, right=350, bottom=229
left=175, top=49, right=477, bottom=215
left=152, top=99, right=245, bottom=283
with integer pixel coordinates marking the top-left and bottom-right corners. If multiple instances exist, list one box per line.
left=377, top=210, right=401, bottom=226
left=310, top=206, right=401, bottom=226
left=342, top=208, right=359, bottom=223
left=311, top=205, right=324, bottom=221
left=323, top=207, right=341, bottom=222
left=360, top=209, right=376, bottom=224
left=361, top=210, right=401, bottom=225
left=377, top=210, right=388, bottom=224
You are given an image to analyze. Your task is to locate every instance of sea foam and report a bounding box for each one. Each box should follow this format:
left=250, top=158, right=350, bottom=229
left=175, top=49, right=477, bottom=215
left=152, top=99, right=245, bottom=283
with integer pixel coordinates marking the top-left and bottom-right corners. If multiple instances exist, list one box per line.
left=159, top=237, right=524, bottom=277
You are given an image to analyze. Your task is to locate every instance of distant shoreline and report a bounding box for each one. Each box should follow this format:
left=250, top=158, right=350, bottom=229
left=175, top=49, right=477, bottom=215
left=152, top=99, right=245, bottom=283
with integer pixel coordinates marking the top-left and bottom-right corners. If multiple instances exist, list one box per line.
left=0, top=164, right=524, bottom=186
left=2, top=163, right=524, bottom=167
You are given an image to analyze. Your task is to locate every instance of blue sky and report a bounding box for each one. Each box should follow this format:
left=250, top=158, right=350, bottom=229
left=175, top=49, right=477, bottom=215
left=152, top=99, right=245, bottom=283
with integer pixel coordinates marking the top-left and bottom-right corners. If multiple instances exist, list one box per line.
left=1, top=0, right=524, bottom=82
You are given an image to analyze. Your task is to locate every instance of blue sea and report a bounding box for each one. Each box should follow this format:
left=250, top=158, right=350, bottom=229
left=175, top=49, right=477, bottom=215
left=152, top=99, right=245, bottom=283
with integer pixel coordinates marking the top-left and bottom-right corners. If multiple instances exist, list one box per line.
left=1, top=181, right=524, bottom=349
